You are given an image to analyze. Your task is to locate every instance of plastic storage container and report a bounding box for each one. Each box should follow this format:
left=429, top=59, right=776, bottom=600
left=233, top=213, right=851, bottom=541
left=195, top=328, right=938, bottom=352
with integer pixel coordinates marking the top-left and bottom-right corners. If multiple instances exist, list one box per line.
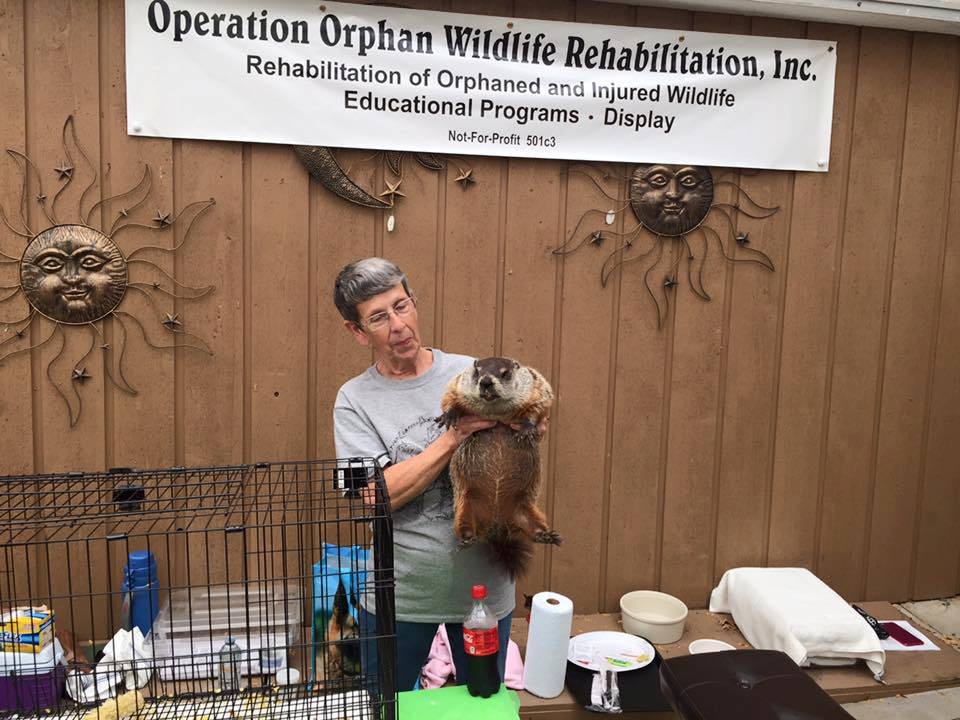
left=0, top=608, right=55, bottom=654
left=0, top=639, right=65, bottom=712
left=148, top=583, right=300, bottom=680
left=120, top=550, right=160, bottom=635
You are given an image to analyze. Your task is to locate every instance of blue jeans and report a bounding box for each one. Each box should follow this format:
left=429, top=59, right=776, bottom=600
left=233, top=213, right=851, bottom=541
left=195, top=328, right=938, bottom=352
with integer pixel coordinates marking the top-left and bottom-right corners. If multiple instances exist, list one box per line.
left=359, top=607, right=512, bottom=691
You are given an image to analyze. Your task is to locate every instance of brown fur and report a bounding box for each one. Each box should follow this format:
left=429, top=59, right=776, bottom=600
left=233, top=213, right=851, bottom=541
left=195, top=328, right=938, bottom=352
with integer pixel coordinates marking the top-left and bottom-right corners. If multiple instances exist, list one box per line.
left=438, top=357, right=561, bottom=578
left=325, top=579, right=359, bottom=679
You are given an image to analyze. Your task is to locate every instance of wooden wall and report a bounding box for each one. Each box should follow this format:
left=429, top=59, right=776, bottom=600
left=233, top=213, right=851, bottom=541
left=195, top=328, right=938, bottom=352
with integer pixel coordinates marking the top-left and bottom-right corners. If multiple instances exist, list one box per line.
left=1, top=0, right=959, bottom=612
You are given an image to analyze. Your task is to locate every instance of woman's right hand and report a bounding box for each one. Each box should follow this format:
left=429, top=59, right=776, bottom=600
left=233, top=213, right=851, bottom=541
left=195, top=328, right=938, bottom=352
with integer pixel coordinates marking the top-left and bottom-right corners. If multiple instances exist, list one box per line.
left=448, top=414, right=497, bottom=445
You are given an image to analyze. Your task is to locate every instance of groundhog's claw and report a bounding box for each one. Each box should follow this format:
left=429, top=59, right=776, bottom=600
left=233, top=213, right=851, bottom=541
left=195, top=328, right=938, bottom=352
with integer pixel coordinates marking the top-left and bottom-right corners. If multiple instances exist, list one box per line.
left=457, top=535, right=478, bottom=550
left=436, top=409, right=460, bottom=430
left=513, top=419, right=540, bottom=443
left=533, top=529, right=562, bottom=546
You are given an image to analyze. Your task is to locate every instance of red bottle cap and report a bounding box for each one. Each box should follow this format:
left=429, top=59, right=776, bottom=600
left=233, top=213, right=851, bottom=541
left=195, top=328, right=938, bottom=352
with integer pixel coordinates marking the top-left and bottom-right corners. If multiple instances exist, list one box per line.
left=471, top=584, right=487, bottom=600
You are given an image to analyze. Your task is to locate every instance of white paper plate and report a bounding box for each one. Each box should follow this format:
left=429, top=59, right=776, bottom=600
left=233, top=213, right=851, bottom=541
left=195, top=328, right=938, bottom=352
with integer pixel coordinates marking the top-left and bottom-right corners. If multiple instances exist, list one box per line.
left=567, top=631, right=655, bottom=672
left=688, top=638, right=736, bottom=654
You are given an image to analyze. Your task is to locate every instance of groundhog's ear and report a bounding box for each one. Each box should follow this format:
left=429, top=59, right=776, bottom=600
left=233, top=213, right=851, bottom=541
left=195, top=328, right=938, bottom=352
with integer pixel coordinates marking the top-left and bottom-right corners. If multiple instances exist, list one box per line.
left=513, top=360, right=520, bottom=369
left=333, top=579, right=350, bottom=621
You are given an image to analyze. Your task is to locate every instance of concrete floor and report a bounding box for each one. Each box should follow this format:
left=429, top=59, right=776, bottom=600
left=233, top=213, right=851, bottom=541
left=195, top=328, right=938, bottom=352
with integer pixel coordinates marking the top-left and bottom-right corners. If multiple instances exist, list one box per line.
left=901, top=597, right=960, bottom=644
left=843, top=687, right=960, bottom=719
left=841, top=597, right=960, bottom=719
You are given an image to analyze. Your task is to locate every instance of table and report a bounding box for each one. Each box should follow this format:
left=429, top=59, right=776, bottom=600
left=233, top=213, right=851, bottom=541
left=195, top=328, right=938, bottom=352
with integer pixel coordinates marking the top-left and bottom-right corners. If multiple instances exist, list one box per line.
left=510, top=601, right=960, bottom=718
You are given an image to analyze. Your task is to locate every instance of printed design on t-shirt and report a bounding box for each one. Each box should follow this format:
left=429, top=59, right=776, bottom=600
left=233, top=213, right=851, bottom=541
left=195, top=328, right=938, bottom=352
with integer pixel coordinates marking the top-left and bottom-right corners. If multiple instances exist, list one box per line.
left=388, top=415, right=454, bottom=522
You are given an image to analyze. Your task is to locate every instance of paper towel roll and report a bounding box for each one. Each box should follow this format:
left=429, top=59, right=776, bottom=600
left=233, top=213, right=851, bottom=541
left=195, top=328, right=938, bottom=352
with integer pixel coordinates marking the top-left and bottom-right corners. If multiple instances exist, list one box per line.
left=522, top=591, right=574, bottom=698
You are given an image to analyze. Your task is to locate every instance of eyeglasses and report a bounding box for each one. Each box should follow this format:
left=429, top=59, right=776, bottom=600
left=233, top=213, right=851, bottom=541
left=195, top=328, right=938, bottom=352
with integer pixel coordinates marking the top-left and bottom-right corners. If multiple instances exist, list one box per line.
left=359, top=296, right=417, bottom=332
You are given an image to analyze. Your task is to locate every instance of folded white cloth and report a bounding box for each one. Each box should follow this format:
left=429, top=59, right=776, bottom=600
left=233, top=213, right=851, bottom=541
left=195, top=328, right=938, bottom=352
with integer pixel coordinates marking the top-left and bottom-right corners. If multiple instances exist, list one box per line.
left=65, top=627, right=154, bottom=703
left=709, top=567, right=885, bottom=680
left=109, top=626, right=153, bottom=690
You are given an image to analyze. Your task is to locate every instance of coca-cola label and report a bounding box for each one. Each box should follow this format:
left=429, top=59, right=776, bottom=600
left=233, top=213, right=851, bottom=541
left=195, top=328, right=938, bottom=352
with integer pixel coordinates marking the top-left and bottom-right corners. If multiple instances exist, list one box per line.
left=463, top=627, right=498, bottom=657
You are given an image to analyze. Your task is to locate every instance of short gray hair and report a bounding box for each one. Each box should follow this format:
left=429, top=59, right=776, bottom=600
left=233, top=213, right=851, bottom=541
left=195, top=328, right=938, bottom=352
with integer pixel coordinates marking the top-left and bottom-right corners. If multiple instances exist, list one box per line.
left=333, top=257, right=413, bottom=324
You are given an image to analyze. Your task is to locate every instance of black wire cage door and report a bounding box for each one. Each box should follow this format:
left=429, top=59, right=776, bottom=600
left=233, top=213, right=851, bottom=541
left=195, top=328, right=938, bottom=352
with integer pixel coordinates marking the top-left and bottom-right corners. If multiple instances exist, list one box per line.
left=0, top=459, right=396, bottom=720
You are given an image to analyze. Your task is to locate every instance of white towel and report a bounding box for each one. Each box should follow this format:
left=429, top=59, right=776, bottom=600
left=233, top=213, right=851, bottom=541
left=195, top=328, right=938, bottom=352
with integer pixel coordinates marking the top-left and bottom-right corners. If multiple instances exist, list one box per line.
left=709, top=567, right=885, bottom=680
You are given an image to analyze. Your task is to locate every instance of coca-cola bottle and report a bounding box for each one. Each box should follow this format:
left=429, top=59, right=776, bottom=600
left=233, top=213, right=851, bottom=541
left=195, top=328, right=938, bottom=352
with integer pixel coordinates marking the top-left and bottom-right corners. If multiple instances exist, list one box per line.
left=462, top=584, right=501, bottom=698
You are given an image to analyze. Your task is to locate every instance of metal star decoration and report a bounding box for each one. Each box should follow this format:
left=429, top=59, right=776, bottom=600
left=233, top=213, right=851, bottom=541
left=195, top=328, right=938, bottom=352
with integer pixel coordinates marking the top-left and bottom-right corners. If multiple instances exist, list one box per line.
left=378, top=180, right=406, bottom=204
left=153, top=209, right=172, bottom=227
left=663, top=276, right=678, bottom=290
left=36, top=193, right=47, bottom=204
left=71, top=367, right=91, bottom=383
left=736, top=232, right=750, bottom=246
left=589, top=231, right=604, bottom=246
left=54, top=162, right=73, bottom=180
left=454, top=169, right=476, bottom=188
left=162, top=313, right=182, bottom=330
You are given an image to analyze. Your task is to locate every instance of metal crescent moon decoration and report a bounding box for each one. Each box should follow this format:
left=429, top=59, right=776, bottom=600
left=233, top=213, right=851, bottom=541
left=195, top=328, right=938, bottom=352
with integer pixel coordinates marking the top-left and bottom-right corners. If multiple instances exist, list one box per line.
left=292, top=145, right=476, bottom=230
left=293, top=146, right=392, bottom=209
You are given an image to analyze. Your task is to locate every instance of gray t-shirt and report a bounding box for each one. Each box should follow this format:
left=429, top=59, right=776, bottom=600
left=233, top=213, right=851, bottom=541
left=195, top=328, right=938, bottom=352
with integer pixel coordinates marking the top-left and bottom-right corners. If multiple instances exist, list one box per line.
left=333, top=348, right=515, bottom=623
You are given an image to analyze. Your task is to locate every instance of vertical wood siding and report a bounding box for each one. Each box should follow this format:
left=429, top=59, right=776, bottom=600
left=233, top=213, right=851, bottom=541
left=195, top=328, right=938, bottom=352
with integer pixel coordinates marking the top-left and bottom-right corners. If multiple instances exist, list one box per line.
left=0, top=0, right=958, bottom=610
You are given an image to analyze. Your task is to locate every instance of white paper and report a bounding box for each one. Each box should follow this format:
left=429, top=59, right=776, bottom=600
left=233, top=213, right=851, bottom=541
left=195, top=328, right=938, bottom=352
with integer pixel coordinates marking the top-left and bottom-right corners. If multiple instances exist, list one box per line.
left=880, top=620, right=940, bottom=652
left=522, top=591, right=574, bottom=698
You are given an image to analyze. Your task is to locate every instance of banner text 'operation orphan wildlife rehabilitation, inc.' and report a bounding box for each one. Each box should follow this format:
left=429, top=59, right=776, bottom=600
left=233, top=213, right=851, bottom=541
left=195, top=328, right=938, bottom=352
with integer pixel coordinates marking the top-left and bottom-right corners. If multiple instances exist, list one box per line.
left=126, top=0, right=838, bottom=171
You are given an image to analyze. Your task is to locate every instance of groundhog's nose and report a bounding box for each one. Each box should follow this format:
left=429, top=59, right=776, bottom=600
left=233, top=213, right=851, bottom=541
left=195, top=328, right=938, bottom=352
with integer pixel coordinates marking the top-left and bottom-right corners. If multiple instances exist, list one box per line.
left=479, top=376, right=494, bottom=390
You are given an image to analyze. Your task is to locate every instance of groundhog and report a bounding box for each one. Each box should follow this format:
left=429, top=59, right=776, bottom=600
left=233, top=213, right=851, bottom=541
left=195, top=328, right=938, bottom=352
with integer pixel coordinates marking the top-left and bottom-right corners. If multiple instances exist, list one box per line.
left=436, top=357, right=561, bottom=579
left=325, top=578, right=360, bottom=679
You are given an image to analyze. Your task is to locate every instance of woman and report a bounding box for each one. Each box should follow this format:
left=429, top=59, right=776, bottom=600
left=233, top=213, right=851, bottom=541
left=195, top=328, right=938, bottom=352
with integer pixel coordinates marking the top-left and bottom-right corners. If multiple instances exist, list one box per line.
left=332, top=257, right=513, bottom=691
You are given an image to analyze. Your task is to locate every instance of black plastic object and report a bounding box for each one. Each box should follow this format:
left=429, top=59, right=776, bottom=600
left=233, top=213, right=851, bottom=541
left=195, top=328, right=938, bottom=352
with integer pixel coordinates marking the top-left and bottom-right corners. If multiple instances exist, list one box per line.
left=659, top=649, right=854, bottom=719
left=113, top=485, right=145, bottom=512
left=852, top=604, right=890, bottom=640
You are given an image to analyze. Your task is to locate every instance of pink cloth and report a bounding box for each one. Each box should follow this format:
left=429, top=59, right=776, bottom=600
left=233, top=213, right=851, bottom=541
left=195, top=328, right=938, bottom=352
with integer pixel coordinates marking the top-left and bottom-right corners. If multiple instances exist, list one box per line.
left=418, top=624, right=525, bottom=690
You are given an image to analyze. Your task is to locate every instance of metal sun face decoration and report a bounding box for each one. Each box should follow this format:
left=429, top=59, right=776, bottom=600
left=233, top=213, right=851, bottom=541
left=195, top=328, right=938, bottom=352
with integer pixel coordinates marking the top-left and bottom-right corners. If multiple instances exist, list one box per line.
left=20, top=225, right=128, bottom=324
left=0, top=117, right=215, bottom=427
left=555, top=163, right=778, bottom=327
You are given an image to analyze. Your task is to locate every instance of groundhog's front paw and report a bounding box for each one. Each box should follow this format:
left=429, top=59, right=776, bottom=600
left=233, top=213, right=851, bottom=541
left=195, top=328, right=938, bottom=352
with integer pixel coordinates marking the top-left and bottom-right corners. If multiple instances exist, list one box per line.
left=513, top=420, right=540, bottom=443
left=533, top=529, right=563, bottom=546
left=435, top=409, right=460, bottom=430
left=327, top=650, right=343, bottom=679
left=457, top=535, right=478, bottom=551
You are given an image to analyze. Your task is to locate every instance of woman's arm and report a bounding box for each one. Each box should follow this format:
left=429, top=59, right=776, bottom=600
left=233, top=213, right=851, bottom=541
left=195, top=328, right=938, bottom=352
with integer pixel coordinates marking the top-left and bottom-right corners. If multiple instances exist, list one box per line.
left=370, top=415, right=495, bottom=509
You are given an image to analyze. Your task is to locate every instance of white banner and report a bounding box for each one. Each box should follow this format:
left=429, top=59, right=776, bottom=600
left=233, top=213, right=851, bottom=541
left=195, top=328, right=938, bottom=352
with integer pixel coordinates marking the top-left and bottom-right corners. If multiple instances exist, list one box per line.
left=125, top=1, right=837, bottom=171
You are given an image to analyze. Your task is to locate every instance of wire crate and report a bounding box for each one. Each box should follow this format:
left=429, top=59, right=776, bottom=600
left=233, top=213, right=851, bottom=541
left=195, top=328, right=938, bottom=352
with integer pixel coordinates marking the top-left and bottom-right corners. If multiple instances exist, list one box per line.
left=0, top=460, right=396, bottom=720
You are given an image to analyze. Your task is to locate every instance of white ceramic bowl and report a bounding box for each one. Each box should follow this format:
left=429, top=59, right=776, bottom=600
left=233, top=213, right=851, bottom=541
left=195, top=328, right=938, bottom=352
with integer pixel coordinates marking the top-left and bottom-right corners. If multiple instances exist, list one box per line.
left=619, top=590, right=689, bottom=644
left=688, top=638, right=736, bottom=654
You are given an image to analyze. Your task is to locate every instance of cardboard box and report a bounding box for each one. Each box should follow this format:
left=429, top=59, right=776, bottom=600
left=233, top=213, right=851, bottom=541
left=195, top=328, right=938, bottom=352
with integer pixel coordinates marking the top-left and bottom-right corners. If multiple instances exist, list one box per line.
left=0, top=608, right=53, bottom=654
